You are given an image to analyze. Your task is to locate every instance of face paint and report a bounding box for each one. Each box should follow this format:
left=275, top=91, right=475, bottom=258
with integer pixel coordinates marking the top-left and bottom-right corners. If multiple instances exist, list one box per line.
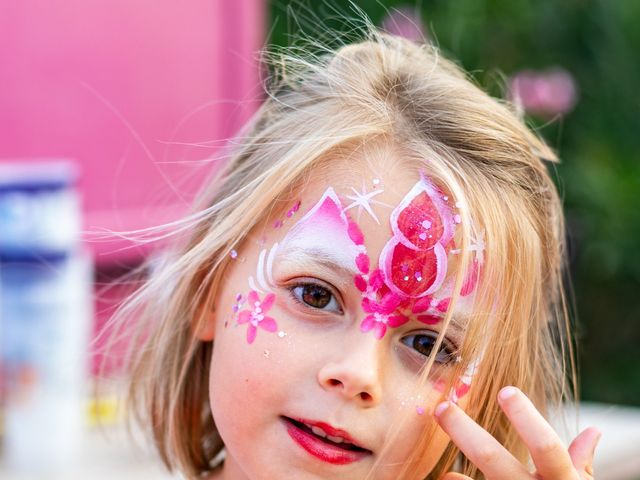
left=272, top=200, right=302, bottom=228
left=433, top=357, right=480, bottom=403
left=343, top=183, right=387, bottom=224
left=379, top=176, right=455, bottom=298
left=278, top=188, right=361, bottom=273
left=236, top=291, right=278, bottom=344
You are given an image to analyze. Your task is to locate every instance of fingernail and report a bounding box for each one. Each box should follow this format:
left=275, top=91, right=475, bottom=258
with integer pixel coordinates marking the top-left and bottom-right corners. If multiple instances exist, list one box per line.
left=434, top=401, right=450, bottom=417
left=499, top=386, right=518, bottom=401
left=591, top=429, right=602, bottom=456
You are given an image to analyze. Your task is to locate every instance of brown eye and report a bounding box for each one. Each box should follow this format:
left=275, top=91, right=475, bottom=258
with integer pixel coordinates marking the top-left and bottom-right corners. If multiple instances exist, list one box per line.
left=291, top=283, right=341, bottom=313
left=401, top=333, right=456, bottom=364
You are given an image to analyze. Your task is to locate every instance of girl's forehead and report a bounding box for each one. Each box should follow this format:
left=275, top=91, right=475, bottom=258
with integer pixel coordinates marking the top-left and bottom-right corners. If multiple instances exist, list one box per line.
left=265, top=160, right=482, bottom=309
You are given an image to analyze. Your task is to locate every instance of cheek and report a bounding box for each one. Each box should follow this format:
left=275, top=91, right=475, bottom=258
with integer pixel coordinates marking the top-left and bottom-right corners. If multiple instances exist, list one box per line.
left=375, top=388, right=451, bottom=477
left=208, top=310, right=304, bottom=420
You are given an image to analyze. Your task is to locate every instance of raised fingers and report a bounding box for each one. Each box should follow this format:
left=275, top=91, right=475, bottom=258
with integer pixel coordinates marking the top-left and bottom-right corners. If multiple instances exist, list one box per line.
left=567, top=427, right=601, bottom=479
left=434, top=401, right=530, bottom=480
left=497, top=386, right=579, bottom=480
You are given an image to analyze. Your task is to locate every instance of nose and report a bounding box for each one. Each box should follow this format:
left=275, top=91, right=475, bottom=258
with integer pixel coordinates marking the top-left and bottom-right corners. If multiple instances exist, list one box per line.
left=317, top=331, right=383, bottom=407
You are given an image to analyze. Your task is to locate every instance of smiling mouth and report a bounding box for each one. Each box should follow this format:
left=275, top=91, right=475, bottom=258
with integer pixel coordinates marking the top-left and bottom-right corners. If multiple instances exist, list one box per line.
left=282, top=416, right=372, bottom=465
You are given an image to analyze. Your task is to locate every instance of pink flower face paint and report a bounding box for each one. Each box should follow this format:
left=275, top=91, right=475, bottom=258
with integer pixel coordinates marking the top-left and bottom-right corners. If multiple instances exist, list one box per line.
left=237, top=290, right=278, bottom=344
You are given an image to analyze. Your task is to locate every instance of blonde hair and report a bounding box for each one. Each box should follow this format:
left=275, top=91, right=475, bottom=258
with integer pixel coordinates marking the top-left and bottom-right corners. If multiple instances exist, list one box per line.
left=116, top=24, right=573, bottom=480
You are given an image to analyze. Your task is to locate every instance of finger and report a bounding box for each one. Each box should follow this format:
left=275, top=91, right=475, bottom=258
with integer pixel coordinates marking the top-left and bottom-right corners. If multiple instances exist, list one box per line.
left=498, top=387, right=578, bottom=480
left=567, top=427, right=600, bottom=478
left=435, top=401, right=530, bottom=480
left=440, top=473, right=473, bottom=480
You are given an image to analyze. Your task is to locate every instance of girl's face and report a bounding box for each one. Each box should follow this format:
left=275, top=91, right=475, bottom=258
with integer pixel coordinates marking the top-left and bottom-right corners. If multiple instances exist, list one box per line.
left=205, top=148, right=481, bottom=480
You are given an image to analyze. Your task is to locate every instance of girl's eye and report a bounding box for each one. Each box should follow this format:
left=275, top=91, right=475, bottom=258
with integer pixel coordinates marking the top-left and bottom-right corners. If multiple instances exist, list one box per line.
left=400, top=333, right=456, bottom=364
left=290, top=283, right=342, bottom=313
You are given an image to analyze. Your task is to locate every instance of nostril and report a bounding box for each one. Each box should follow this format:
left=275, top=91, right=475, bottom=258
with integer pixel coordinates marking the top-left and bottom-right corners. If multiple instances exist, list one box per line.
left=360, top=392, right=372, bottom=402
left=328, top=379, right=342, bottom=387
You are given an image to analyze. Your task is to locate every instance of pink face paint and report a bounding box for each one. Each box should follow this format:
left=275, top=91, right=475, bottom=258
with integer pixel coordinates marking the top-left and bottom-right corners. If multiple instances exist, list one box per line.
left=236, top=291, right=278, bottom=344
left=278, top=188, right=361, bottom=273
left=432, top=358, right=479, bottom=403
left=379, top=177, right=455, bottom=298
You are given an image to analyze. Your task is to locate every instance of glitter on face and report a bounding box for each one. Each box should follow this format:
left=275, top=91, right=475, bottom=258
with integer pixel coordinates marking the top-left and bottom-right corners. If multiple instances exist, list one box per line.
left=230, top=249, right=238, bottom=259
left=277, top=331, right=287, bottom=338
left=372, top=178, right=380, bottom=185
left=416, top=406, right=425, bottom=415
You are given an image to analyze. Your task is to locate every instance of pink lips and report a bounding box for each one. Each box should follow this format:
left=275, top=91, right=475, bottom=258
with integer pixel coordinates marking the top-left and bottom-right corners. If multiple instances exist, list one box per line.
left=283, top=417, right=371, bottom=465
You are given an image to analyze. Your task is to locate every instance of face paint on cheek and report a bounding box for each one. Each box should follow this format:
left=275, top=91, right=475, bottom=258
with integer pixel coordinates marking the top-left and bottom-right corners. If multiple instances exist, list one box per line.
left=432, top=357, right=480, bottom=403
left=236, top=291, right=279, bottom=344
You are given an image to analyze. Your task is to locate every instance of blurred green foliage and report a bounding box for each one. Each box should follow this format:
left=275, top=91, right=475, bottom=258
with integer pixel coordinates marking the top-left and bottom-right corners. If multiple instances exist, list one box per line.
left=269, top=0, right=640, bottom=405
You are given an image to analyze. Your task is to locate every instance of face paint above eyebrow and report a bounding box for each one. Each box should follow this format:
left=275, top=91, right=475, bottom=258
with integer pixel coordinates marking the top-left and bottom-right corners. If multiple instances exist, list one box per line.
left=379, top=177, right=456, bottom=298
left=277, top=187, right=361, bottom=273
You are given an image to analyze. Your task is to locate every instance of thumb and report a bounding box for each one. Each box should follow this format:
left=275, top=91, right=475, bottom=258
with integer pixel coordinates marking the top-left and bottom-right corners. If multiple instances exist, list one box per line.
left=568, top=426, right=601, bottom=478
left=440, top=474, right=473, bottom=480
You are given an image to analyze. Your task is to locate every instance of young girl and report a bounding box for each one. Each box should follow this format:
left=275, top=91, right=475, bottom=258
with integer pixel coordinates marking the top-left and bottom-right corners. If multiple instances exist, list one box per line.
left=116, top=25, right=600, bottom=480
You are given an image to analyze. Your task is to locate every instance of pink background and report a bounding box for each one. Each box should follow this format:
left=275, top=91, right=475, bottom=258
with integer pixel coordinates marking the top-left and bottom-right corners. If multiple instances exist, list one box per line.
left=0, top=0, right=265, bottom=265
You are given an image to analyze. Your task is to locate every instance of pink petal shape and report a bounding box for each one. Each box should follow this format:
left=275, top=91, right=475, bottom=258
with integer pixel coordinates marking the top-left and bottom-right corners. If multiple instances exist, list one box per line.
left=369, top=269, right=384, bottom=290
left=436, top=298, right=450, bottom=313
left=259, top=316, right=277, bottom=332
left=461, top=260, right=481, bottom=296
left=347, top=220, right=365, bottom=246
left=454, top=382, right=471, bottom=400
left=248, top=290, right=259, bottom=305
left=361, top=297, right=378, bottom=314
left=417, top=314, right=442, bottom=325
left=387, top=314, right=409, bottom=327
left=378, top=292, right=402, bottom=314
left=354, top=275, right=367, bottom=292
left=355, top=253, right=370, bottom=274
left=246, top=325, right=257, bottom=344
left=411, top=296, right=433, bottom=314
left=360, top=316, right=376, bottom=332
left=260, top=293, right=276, bottom=312
left=237, top=310, right=252, bottom=324
left=373, top=322, right=387, bottom=340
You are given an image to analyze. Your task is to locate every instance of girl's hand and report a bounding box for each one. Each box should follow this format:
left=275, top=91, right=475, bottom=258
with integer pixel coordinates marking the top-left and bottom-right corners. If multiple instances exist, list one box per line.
left=435, top=386, right=601, bottom=480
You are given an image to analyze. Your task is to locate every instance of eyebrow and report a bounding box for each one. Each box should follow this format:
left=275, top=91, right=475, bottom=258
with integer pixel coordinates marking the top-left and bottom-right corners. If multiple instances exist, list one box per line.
left=276, top=245, right=472, bottom=330
left=274, top=245, right=359, bottom=291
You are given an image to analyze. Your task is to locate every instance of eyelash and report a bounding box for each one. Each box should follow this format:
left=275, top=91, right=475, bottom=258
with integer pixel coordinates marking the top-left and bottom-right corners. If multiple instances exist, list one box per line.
left=287, top=281, right=457, bottom=364
left=400, top=332, right=457, bottom=364
left=288, top=280, right=343, bottom=314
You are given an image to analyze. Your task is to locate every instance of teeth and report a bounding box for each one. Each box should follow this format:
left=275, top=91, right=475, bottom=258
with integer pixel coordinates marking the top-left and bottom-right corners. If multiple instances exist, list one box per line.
left=308, top=424, right=346, bottom=444
left=310, top=426, right=327, bottom=438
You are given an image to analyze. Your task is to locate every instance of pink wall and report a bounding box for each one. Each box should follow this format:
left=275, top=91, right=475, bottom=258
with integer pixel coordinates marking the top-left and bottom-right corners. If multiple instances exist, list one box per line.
left=0, top=0, right=265, bottom=265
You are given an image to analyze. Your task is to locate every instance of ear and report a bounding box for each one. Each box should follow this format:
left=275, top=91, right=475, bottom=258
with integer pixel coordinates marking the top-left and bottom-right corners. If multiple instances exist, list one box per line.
left=195, top=302, right=216, bottom=341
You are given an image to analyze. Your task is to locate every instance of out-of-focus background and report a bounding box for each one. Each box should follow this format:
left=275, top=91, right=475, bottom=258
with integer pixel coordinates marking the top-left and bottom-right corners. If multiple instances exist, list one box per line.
left=0, top=1, right=638, bottom=479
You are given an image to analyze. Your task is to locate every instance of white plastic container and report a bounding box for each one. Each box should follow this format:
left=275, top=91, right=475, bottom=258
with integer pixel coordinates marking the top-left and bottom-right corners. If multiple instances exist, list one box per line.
left=0, top=160, right=92, bottom=474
